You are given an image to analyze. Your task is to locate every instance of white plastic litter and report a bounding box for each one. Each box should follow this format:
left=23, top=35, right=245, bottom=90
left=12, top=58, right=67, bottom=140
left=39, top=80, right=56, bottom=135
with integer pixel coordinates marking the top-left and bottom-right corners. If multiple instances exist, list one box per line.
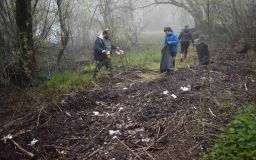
left=65, top=111, right=72, bottom=117
left=2, top=134, right=13, bottom=144
left=127, top=116, right=132, bottom=121
left=163, top=90, right=169, bottom=95
left=61, top=100, right=65, bottom=104
left=171, top=94, right=177, bottom=99
left=135, top=127, right=145, bottom=132
left=93, top=111, right=100, bottom=116
left=180, top=85, right=191, bottom=92
left=118, top=107, right=124, bottom=112
left=28, top=138, right=39, bottom=146
left=142, top=138, right=150, bottom=143
left=109, top=130, right=122, bottom=136
left=123, top=87, right=128, bottom=90
left=95, top=101, right=100, bottom=105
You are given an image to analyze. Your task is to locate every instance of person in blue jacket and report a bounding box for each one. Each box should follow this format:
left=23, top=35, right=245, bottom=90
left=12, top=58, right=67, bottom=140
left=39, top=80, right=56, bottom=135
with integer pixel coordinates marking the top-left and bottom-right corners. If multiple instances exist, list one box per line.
left=164, top=27, right=179, bottom=69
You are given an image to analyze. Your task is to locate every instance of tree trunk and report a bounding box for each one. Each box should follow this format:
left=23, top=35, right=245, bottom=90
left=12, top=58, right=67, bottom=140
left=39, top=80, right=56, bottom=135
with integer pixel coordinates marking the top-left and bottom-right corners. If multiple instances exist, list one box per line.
left=56, top=0, right=69, bottom=69
left=15, top=0, right=35, bottom=85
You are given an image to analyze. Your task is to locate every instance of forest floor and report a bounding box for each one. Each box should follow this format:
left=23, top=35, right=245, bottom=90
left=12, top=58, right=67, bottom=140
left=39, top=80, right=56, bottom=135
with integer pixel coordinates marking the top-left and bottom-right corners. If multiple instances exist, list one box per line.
left=0, top=51, right=256, bottom=160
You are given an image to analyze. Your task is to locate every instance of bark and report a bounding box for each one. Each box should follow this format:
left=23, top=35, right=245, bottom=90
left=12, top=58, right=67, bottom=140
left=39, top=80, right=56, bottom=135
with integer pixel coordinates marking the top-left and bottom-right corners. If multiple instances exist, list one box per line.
left=15, top=0, right=36, bottom=85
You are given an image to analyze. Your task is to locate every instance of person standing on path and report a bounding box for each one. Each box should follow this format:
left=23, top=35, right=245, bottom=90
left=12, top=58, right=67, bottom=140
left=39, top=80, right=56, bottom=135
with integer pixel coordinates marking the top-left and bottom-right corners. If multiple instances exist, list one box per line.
left=160, top=27, right=179, bottom=75
left=179, top=25, right=194, bottom=62
left=93, top=29, right=123, bottom=79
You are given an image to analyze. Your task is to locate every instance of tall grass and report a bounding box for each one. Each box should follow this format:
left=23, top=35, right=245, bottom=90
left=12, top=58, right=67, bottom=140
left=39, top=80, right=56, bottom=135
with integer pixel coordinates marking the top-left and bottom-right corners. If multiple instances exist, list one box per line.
left=42, top=71, right=93, bottom=98
left=113, top=46, right=197, bottom=71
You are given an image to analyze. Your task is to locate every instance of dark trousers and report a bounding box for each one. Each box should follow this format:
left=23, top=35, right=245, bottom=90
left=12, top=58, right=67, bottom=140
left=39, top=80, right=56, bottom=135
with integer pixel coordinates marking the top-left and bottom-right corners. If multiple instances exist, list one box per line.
left=171, top=53, right=177, bottom=68
left=180, top=41, right=190, bottom=58
left=93, top=59, right=113, bottom=78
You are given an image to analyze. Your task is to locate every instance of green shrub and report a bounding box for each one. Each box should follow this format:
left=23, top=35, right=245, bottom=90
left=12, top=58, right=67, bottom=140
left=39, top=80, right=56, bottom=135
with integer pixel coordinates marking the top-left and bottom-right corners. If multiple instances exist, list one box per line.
left=202, top=105, right=256, bottom=160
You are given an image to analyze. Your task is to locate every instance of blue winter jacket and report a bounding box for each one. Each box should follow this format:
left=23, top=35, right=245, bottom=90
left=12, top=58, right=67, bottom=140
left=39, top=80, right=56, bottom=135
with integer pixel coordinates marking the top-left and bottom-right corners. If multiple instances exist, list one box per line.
left=164, top=32, right=179, bottom=53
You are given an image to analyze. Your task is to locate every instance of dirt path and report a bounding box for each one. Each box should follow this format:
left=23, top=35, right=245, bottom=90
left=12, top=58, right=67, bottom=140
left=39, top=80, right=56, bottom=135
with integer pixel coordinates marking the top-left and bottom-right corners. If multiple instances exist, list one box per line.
left=0, top=52, right=256, bottom=160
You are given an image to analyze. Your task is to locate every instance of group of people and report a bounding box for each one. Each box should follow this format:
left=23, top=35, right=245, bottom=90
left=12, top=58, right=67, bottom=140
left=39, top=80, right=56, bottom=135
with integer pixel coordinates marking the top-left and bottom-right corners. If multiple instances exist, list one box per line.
left=160, top=25, right=194, bottom=75
left=93, top=26, right=194, bottom=79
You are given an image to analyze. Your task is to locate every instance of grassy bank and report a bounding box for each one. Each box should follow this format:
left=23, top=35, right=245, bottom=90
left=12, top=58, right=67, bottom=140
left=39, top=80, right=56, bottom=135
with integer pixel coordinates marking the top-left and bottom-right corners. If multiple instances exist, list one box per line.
left=113, top=46, right=197, bottom=71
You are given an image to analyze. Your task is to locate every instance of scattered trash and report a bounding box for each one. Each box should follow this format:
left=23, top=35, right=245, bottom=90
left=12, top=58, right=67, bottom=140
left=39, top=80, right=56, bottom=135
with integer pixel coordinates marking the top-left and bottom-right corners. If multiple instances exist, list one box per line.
left=123, top=87, right=128, bottom=90
left=171, top=94, right=177, bottom=99
left=128, top=130, right=136, bottom=135
left=93, top=111, right=100, bottom=116
left=65, top=111, right=72, bottom=117
left=163, top=90, right=169, bottom=95
left=118, top=107, right=124, bottom=112
left=135, top=127, right=145, bottom=132
left=95, top=101, right=100, bottom=105
left=61, top=100, right=66, bottom=104
left=112, top=136, right=118, bottom=139
left=181, top=85, right=191, bottom=92
left=2, top=134, right=13, bottom=144
left=200, top=77, right=207, bottom=80
left=142, top=138, right=150, bottom=143
left=127, top=116, right=132, bottom=121
left=116, top=124, right=123, bottom=129
left=109, top=130, right=122, bottom=136
left=28, top=138, right=39, bottom=146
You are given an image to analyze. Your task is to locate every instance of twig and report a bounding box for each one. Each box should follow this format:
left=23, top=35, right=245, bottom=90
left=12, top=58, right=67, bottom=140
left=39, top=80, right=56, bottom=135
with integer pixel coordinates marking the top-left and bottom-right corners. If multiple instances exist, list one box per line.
left=142, top=148, right=156, bottom=160
left=116, top=138, right=143, bottom=160
left=88, top=148, right=101, bottom=157
left=92, top=81, right=103, bottom=90
left=244, top=83, right=248, bottom=91
left=188, top=65, right=196, bottom=74
left=37, top=104, right=45, bottom=127
left=211, top=96, right=221, bottom=108
left=11, top=139, right=35, bottom=158
left=208, top=108, right=217, bottom=118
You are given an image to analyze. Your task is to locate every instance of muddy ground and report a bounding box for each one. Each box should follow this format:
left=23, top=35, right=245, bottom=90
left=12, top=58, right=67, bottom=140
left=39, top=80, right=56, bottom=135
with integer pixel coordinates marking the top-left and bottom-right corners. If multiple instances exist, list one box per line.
left=0, top=51, right=256, bottom=160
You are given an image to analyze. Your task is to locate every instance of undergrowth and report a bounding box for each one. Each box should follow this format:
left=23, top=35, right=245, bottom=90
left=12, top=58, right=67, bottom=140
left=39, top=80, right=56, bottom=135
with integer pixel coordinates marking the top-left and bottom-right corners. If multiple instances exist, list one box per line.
left=202, top=105, right=256, bottom=160
left=41, top=71, right=93, bottom=98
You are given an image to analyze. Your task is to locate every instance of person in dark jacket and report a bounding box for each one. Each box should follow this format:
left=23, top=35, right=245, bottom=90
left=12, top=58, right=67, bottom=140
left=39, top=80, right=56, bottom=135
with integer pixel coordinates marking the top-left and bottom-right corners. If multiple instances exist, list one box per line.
left=93, top=29, right=120, bottom=79
left=179, top=25, right=194, bottom=62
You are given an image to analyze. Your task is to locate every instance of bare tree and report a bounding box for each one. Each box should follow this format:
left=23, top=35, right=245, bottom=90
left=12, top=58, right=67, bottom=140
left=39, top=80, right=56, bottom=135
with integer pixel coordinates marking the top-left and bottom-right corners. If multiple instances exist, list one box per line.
left=56, top=0, right=71, bottom=68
